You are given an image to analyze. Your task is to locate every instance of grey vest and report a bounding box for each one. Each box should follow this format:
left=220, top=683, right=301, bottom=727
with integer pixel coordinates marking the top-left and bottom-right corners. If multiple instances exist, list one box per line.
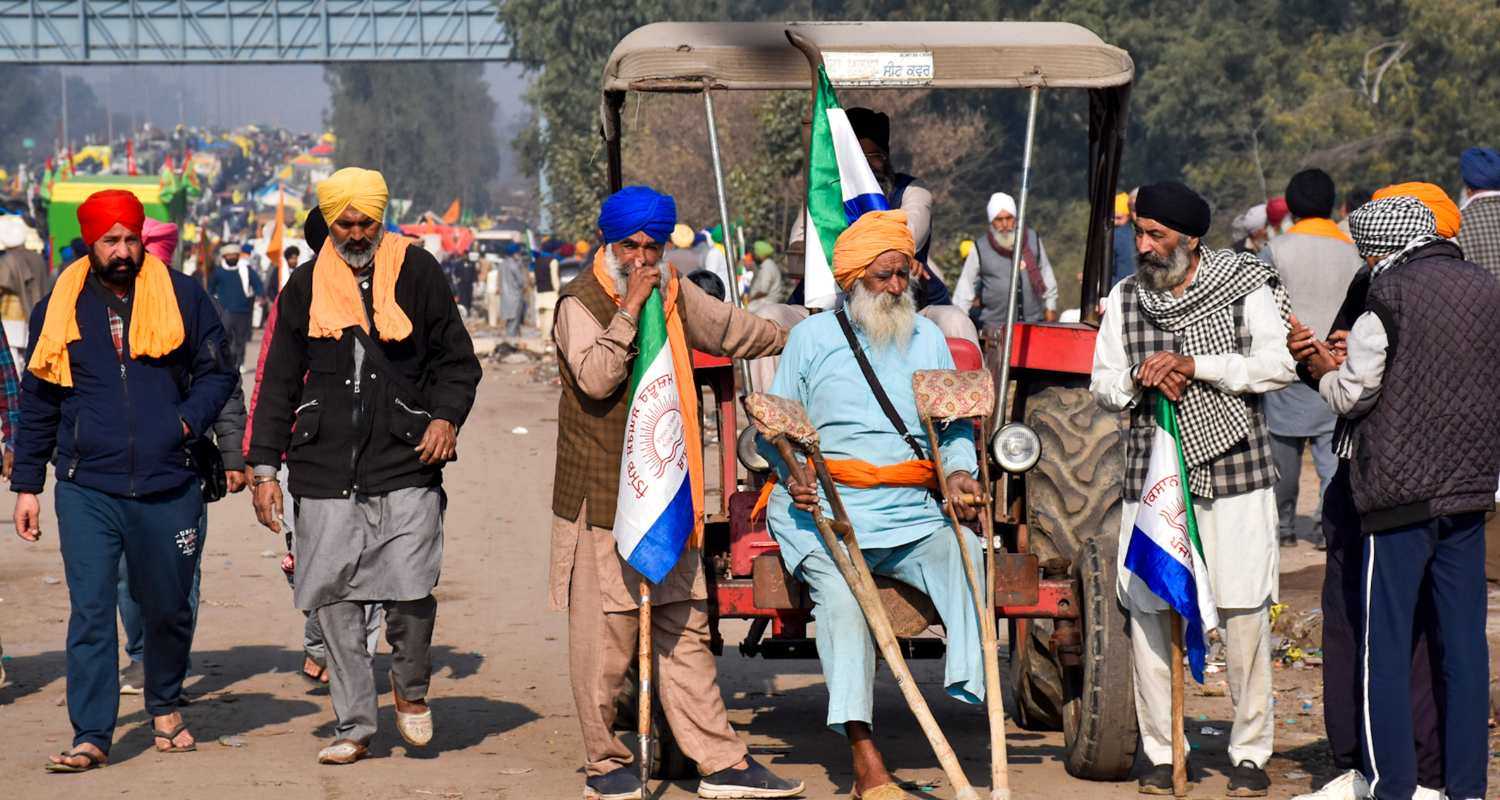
left=974, top=231, right=1045, bottom=330
left=1350, top=242, right=1500, bottom=530
left=1119, top=277, right=1277, bottom=499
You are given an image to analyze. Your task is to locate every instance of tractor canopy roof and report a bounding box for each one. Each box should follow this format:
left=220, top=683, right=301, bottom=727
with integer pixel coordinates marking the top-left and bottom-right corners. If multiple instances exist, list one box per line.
left=602, top=21, right=1134, bottom=93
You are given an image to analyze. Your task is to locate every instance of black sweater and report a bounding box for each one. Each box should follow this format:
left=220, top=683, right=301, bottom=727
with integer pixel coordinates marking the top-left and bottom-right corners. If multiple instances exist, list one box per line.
left=247, top=245, right=481, bottom=499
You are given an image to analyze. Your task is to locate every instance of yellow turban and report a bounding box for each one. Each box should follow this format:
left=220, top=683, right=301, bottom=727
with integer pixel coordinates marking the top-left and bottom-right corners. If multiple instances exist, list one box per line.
left=317, top=167, right=389, bottom=226
left=832, top=210, right=914, bottom=290
left=1372, top=182, right=1461, bottom=239
left=1114, top=191, right=1131, bottom=217
left=670, top=223, right=694, bottom=249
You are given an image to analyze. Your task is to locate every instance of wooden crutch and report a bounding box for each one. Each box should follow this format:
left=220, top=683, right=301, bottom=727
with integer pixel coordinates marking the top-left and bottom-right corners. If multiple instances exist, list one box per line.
left=744, top=393, right=980, bottom=800
left=912, top=370, right=1010, bottom=800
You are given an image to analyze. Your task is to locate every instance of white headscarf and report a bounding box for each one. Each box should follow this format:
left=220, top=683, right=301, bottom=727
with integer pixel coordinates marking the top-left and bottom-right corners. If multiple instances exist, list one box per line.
left=986, top=192, right=1017, bottom=222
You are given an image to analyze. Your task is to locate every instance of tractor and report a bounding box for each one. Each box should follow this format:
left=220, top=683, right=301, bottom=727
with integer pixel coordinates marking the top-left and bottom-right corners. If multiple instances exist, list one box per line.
left=599, top=20, right=1136, bottom=781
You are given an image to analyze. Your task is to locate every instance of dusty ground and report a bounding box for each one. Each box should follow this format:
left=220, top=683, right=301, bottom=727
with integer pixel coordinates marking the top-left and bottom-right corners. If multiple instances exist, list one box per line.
left=1, top=332, right=1496, bottom=799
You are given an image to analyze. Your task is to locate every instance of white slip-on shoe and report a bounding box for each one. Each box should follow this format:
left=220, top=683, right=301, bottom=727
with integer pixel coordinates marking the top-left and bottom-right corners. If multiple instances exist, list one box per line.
left=1289, top=770, right=1370, bottom=800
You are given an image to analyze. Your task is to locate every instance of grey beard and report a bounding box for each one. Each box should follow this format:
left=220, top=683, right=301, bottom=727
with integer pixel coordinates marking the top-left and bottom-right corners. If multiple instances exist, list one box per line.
left=847, top=281, right=916, bottom=352
left=335, top=228, right=382, bottom=270
left=605, top=246, right=667, bottom=295
left=1137, top=242, right=1193, bottom=292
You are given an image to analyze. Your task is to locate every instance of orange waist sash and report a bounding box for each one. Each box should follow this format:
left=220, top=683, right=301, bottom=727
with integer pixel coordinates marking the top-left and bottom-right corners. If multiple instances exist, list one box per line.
left=751, top=457, right=939, bottom=520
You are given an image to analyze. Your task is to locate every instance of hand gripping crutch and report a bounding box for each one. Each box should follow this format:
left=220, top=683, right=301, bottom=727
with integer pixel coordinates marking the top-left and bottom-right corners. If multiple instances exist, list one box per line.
left=744, top=393, right=979, bottom=800
left=912, top=370, right=1011, bottom=800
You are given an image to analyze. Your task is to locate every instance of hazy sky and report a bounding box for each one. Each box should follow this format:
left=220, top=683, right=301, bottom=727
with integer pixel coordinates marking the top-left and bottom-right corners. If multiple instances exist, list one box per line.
left=62, top=62, right=533, bottom=180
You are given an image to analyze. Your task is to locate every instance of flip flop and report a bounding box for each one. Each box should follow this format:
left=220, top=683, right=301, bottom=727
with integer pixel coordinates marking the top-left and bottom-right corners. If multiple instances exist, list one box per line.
left=44, top=748, right=108, bottom=773
left=317, top=738, right=369, bottom=765
left=152, top=721, right=197, bottom=753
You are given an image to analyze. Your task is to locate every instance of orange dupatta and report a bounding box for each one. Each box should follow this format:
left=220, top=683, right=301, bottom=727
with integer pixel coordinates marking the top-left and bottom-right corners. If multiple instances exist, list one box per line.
left=591, top=251, right=706, bottom=547
left=308, top=234, right=414, bottom=341
left=1287, top=217, right=1354, bottom=245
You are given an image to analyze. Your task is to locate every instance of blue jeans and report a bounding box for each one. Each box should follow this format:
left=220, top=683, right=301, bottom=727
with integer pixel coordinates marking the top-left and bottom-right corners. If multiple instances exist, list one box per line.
left=56, top=480, right=204, bottom=754
left=118, top=507, right=206, bottom=666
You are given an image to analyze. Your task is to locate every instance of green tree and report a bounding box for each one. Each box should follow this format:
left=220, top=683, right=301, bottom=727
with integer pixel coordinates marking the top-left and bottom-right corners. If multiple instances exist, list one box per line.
left=324, top=63, right=501, bottom=217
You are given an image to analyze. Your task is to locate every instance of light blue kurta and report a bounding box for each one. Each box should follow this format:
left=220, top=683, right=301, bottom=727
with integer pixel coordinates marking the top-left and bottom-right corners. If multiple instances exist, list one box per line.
left=760, top=310, right=984, bottom=730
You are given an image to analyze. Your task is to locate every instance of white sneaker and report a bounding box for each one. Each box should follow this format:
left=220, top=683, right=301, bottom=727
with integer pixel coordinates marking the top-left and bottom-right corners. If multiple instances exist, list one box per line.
left=1290, top=770, right=1370, bottom=800
left=1411, top=787, right=1447, bottom=800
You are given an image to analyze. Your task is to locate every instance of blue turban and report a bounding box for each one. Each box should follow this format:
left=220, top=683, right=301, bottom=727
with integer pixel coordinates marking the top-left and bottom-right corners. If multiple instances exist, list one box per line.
left=598, top=185, right=677, bottom=244
left=1460, top=147, right=1500, bottom=190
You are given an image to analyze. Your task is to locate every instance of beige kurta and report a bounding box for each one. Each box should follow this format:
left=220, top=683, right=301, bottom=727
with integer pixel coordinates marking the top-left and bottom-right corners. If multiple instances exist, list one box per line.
left=549, top=274, right=786, bottom=613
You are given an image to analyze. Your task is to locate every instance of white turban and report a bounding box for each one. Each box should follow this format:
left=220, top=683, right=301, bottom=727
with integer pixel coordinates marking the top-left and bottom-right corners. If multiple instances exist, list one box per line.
left=0, top=215, right=28, bottom=249
left=986, top=192, right=1017, bottom=222
left=1242, top=203, right=1268, bottom=232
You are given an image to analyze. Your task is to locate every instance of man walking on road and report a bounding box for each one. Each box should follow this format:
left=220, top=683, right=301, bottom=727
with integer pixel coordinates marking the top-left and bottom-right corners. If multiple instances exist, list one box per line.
left=1261, top=169, right=1362, bottom=548
left=207, top=241, right=265, bottom=371
left=1300, top=195, right=1499, bottom=800
left=12, top=189, right=236, bottom=772
left=1090, top=181, right=1295, bottom=797
left=550, top=186, right=802, bottom=800
left=248, top=167, right=481, bottom=766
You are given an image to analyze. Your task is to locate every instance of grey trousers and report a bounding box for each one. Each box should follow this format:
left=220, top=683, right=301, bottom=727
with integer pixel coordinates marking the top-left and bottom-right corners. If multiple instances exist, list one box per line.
left=304, top=604, right=384, bottom=667
left=1270, top=432, right=1337, bottom=538
left=319, top=595, right=436, bottom=743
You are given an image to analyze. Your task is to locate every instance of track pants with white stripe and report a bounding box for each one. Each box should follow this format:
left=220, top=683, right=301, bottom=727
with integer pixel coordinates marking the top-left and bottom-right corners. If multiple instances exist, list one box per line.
left=1361, top=512, right=1490, bottom=800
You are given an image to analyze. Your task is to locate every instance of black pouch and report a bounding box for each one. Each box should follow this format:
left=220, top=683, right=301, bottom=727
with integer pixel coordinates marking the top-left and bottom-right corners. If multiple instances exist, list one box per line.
left=189, top=436, right=228, bottom=502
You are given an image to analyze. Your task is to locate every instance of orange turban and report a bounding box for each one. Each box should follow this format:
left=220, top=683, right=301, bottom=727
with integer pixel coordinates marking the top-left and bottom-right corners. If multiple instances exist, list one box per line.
left=1372, top=182, right=1461, bottom=238
left=831, top=210, right=914, bottom=289
left=77, top=189, right=146, bottom=245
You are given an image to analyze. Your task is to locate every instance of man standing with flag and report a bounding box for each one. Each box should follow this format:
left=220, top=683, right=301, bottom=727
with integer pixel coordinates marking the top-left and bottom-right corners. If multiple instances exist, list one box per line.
left=1090, top=181, right=1296, bottom=797
left=549, top=186, right=801, bottom=800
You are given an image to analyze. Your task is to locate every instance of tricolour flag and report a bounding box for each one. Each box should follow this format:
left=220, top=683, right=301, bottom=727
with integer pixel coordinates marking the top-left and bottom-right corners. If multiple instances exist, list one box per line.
left=1122, top=395, right=1219, bottom=682
left=802, top=65, right=889, bottom=309
left=613, top=289, right=695, bottom=583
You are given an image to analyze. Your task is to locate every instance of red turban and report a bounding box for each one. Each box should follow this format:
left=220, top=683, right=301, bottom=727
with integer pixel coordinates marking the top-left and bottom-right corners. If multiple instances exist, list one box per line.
left=77, top=189, right=146, bottom=246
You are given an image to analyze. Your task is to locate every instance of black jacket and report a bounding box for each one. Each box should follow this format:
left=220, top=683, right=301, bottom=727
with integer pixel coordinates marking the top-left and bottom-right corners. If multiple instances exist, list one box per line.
left=246, top=245, right=481, bottom=499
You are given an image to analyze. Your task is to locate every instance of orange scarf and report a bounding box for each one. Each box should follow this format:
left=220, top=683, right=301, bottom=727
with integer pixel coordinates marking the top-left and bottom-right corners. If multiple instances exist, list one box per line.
left=1287, top=217, right=1354, bottom=245
left=751, top=457, right=940, bottom=521
left=591, top=251, right=706, bottom=547
left=308, top=234, right=413, bottom=340
left=28, top=254, right=184, bottom=387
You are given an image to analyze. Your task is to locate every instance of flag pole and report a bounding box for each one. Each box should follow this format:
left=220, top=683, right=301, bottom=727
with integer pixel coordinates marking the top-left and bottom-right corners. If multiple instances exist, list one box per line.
left=638, top=579, right=653, bottom=791
left=1170, top=612, right=1187, bottom=797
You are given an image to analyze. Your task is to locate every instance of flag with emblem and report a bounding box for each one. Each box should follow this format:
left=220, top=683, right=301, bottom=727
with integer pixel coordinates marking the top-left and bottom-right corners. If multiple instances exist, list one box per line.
left=1123, top=395, right=1219, bottom=682
left=612, top=289, right=694, bottom=583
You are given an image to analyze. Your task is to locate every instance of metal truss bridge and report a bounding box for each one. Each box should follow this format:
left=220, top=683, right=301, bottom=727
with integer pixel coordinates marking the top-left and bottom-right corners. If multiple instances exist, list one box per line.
left=0, top=1, right=509, bottom=63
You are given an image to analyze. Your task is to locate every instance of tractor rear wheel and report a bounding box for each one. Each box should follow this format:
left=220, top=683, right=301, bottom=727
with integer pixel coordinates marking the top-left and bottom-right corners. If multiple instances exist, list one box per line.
left=1009, top=383, right=1123, bottom=731
left=1061, top=534, right=1138, bottom=780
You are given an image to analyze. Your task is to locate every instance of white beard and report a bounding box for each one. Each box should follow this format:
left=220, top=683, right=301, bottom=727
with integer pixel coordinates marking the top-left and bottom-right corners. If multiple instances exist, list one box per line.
left=335, top=228, right=382, bottom=270
left=847, top=281, right=916, bottom=352
left=994, top=230, right=1017, bottom=249
left=605, top=246, right=668, bottom=295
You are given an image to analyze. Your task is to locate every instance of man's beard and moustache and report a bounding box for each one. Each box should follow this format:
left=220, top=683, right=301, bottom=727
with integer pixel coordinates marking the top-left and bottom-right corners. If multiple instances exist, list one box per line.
left=847, top=280, right=917, bottom=352
left=993, top=229, right=1017, bottom=249
left=604, top=246, right=668, bottom=295
left=91, top=251, right=143, bottom=287
left=1136, top=240, right=1194, bottom=292
left=335, top=227, right=382, bottom=270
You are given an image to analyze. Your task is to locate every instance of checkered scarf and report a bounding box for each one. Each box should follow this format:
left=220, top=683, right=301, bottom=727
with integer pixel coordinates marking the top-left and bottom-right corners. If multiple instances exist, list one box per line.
left=1348, top=195, right=1441, bottom=278
left=1136, top=248, right=1294, bottom=471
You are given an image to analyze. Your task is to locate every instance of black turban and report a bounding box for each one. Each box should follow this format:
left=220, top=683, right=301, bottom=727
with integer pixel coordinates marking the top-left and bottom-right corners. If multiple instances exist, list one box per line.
left=1135, top=181, right=1211, bottom=238
left=846, top=107, right=890, bottom=154
left=303, top=206, right=328, bottom=255
left=1285, top=168, right=1336, bottom=220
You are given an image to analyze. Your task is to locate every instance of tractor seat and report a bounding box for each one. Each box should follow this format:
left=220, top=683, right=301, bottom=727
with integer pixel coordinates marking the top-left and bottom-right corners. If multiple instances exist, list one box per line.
left=947, top=337, right=983, bottom=371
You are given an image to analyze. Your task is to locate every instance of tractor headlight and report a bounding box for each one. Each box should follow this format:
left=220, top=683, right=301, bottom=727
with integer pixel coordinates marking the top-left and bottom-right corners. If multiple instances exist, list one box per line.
left=991, top=423, right=1041, bottom=474
left=737, top=426, right=770, bottom=474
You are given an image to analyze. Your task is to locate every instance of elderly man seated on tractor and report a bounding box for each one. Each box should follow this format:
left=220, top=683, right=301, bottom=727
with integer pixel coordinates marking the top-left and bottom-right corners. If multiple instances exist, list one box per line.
left=758, top=210, right=986, bottom=800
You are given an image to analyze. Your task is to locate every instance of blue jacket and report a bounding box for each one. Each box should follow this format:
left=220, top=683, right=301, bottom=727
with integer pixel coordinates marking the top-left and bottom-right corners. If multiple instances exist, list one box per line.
left=12, top=270, right=237, bottom=497
left=1111, top=225, right=1136, bottom=288
left=207, top=264, right=264, bottom=314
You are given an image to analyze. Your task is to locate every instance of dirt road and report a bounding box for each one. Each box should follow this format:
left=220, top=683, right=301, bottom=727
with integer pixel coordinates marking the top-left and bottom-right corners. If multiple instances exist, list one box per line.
left=1, top=343, right=1494, bottom=799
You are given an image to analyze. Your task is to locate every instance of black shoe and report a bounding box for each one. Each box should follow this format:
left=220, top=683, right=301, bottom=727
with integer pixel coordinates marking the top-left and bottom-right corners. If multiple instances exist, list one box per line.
left=1279, top=532, right=1298, bottom=548
left=119, top=661, right=145, bottom=696
left=584, top=767, right=642, bottom=800
left=698, top=756, right=805, bottom=798
left=1227, top=760, right=1270, bottom=797
left=1138, top=764, right=1175, bottom=795
left=1312, top=532, right=1329, bottom=551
